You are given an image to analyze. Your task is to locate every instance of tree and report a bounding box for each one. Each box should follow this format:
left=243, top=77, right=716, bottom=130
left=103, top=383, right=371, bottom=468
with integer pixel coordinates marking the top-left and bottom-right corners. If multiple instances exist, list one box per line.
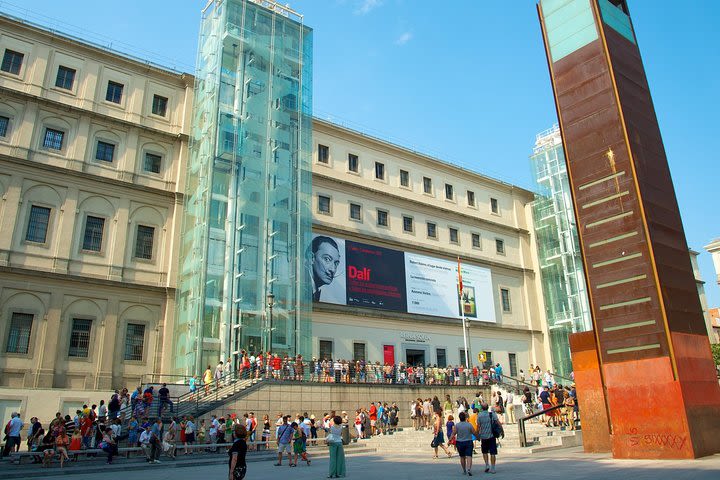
left=711, top=344, right=720, bottom=366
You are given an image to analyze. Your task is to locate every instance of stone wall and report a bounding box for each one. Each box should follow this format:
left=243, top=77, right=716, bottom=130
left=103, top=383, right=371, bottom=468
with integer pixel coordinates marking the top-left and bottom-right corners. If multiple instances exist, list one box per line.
left=202, top=382, right=491, bottom=426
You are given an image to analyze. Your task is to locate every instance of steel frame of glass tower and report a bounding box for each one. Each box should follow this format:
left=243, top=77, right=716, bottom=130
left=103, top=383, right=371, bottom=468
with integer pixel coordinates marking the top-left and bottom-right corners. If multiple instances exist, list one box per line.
left=530, top=125, right=591, bottom=376
left=174, top=0, right=313, bottom=374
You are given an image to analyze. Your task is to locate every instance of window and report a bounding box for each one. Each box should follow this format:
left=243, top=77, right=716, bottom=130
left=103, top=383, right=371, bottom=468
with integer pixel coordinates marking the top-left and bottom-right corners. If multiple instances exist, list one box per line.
left=427, top=222, right=437, bottom=239
left=350, top=203, right=362, bottom=221
left=95, top=141, right=115, bottom=162
left=353, top=342, right=366, bottom=362
left=82, top=216, right=105, bottom=252
left=377, top=209, right=388, bottom=227
left=317, top=144, right=329, bottom=163
left=509, top=353, right=518, bottom=377
left=26, top=205, right=51, bottom=243
left=144, top=153, right=162, bottom=174
left=134, top=225, right=155, bottom=260
left=403, top=215, right=413, bottom=233
left=68, top=318, right=92, bottom=357
left=348, top=153, right=358, bottom=172
left=42, top=128, right=64, bottom=150
left=55, top=66, right=76, bottom=90
left=472, top=233, right=481, bottom=249
left=106, top=81, right=124, bottom=104
left=467, top=190, right=475, bottom=207
left=423, top=177, right=432, bottom=194
left=445, top=183, right=454, bottom=200
left=483, top=351, right=494, bottom=370
left=496, top=238, right=505, bottom=255
left=501, top=288, right=511, bottom=313
left=151, top=94, right=168, bottom=116
left=375, top=162, right=385, bottom=180
left=1, top=49, right=23, bottom=75
left=490, top=197, right=499, bottom=214
left=459, top=349, right=467, bottom=366
left=400, top=169, right=409, bottom=187
left=0, top=116, right=9, bottom=137
left=319, top=340, right=333, bottom=360
left=436, top=348, right=447, bottom=368
left=124, top=323, right=145, bottom=361
left=449, top=227, right=459, bottom=244
left=6, top=313, right=32, bottom=354
left=318, top=195, right=331, bottom=214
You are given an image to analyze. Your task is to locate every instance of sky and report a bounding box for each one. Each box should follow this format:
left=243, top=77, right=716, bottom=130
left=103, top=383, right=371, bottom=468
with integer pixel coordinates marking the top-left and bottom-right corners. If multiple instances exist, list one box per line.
left=8, top=0, right=720, bottom=306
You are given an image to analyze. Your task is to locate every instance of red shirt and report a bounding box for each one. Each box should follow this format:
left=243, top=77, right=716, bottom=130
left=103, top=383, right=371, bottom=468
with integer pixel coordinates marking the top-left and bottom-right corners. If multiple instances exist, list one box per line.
left=369, top=404, right=377, bottom=421
left=273, top=357, right=282, bottom=370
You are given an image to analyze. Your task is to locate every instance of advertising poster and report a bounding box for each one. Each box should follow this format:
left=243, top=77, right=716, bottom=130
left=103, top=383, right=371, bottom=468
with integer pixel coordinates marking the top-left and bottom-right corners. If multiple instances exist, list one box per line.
left=308, top=234, right=346, bottom=305
left=405, top=253, right=496, bottom=323
left=308, top=233, right=495, bottom=322
left=345, top=240, right=407, bottom=311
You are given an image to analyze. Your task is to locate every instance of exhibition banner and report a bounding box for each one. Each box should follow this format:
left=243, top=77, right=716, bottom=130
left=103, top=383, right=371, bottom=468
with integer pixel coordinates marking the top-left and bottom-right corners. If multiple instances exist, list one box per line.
left=308, top=233, right=496, bottom=323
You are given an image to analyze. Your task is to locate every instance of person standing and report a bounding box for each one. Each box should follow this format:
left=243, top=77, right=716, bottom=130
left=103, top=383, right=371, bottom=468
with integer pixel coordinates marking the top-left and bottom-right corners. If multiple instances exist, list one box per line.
left=215, top=361, right=225, bottom=389
left=504, top=391, right=515, bottom=424
left=326, top=415, right=345, bottom=478
left=228, top=424, right=248, bottom=480
left=274, top=415, right=293, bottom=466
left=431, top=411, right=452, bottom=459
left=449, top=411, right=476, bottom=476
left=3, top=412, right=23, bottom=457
left=476, top=403, right=500, bottom=474
left=204, top=365, right=214, bottom=395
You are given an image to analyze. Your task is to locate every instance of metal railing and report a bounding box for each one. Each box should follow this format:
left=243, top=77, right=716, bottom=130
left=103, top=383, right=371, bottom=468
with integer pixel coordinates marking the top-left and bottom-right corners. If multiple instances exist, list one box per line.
left=517, top=403, right=566, bottom=448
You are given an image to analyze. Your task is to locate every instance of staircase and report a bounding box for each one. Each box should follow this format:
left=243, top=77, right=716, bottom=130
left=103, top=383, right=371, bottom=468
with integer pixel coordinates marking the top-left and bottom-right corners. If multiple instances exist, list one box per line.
left=361, top=423, right=581, bottom=455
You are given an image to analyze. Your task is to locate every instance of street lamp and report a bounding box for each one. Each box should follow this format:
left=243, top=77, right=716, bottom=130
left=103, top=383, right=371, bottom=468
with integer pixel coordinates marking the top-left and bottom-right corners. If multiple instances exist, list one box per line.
left=267, top=293, right=275, bottom=353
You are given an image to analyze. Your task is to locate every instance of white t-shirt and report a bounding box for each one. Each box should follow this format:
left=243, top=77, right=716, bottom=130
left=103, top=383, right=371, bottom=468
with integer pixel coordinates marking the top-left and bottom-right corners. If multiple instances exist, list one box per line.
left=185, top=421, right=195, bottom=434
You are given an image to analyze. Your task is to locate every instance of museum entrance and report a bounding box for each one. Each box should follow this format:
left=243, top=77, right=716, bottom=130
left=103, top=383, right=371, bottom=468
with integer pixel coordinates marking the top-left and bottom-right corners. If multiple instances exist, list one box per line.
left=406, top=349, right=426, bottom=367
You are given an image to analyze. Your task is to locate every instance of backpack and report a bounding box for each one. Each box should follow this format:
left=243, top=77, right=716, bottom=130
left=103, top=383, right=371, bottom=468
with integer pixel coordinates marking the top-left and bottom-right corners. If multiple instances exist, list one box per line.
left=489, top=412, right=504, bottom=439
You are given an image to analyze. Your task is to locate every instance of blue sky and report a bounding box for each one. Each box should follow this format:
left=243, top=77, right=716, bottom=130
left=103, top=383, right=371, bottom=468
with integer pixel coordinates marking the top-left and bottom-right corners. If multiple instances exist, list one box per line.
left=12, top=0, right=720, bottom=306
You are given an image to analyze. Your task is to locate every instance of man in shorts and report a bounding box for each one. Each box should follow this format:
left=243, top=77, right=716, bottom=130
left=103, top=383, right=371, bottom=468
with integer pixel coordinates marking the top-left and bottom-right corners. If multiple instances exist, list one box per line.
left=274, top=416, right=294, bottom=466
left=476, top=403, right=499, bottom=474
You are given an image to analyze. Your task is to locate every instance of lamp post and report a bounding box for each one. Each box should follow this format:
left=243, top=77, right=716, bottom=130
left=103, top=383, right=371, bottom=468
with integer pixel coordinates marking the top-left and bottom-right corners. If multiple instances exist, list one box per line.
left=267, top=293, right=275, bottom=353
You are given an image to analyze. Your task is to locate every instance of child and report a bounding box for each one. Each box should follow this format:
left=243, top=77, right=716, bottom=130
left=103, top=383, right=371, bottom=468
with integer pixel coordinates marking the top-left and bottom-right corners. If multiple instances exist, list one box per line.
left=446, top=414, right=456, bottom=452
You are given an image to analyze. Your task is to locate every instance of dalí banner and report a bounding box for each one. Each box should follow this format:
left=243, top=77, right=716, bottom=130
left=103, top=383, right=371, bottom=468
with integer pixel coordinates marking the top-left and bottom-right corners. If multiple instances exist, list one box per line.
left=307, top=233, right=496, bottom=323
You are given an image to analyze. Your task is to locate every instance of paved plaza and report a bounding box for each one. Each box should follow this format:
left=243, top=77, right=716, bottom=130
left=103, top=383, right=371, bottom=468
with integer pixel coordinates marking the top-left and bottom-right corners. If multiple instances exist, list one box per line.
left=35, top=447, right=720, bottom=480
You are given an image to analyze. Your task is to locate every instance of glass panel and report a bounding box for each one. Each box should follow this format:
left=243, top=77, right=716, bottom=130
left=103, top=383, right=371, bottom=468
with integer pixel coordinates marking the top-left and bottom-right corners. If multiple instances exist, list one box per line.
left=403, top=216, right=413, bottom=232
left=144, top=153, right=162, bottom=173
left=152, top=95, right=168, bottom=116
left=375, top=162, right=384, bottom=179
left=106, top=81, right=124, bottom=103
left=319, top=340, right=333, bottom=360
left=353, top=342, right=366, bottom=361
left=348, top=153, right=358, bottom=172
left=436, top=348, right=446, bottom=368
left=1, top=49, right=23, bottom=74
left=95, top=141, right=115, bottom=162
left=377, top=209, right=387, bottom=226
left=55, top=66, right=76, bottom=90
left=0, top=116, right=8, bottom=137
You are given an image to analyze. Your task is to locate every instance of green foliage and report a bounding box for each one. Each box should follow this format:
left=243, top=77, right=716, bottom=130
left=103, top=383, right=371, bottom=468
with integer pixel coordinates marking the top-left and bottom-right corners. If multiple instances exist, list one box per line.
left=711, top=344, right=720, bottom=365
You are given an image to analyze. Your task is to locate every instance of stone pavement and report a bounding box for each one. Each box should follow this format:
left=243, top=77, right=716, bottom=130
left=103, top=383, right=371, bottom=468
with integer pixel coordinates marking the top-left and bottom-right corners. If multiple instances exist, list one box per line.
left=49, top=447, right=720, bottom=480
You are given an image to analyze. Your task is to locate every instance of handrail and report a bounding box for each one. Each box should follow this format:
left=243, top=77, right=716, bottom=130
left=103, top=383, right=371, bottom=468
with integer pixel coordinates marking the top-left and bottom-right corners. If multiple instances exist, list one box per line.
left=517, top=403, right=565, bottom=448
left=492, top=373, right=539, bottom=393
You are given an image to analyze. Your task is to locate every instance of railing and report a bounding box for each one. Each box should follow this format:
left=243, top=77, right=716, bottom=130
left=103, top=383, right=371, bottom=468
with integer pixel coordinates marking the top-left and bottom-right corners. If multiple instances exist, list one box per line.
left=517, top=403, right=565, bottom=448
left=492, top=373, right=541, bottom=396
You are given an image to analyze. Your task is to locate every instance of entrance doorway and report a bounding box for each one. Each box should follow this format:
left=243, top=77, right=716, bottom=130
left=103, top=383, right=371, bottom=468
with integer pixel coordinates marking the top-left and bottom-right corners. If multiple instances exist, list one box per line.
left=406, top=349, right=426, bottom=367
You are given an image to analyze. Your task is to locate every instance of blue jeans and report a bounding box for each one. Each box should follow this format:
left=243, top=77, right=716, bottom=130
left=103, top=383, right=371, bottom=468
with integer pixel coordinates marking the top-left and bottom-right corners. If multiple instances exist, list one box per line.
left=158, top=398, right=173, bottom=415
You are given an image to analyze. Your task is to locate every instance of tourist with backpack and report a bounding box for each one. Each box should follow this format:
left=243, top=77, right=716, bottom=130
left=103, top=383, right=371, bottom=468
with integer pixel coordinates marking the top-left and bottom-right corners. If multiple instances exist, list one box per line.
left=476, top=403, right=503, bottom=474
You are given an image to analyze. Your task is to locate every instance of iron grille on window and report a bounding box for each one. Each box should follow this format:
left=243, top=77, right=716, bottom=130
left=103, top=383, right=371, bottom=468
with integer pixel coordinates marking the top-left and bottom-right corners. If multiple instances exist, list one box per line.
left=95, top=141, right=115, bottom=162
left=68, top=318, right=91, bottom=357
left=134, top=225, right=155, bottom=260
left=26, top=205, right=50, bottom=243
left=1, top=49, right=23, bottom=75
left=82, top=216, right=105, bottom=252
left=144, top=153, right=162, bottom=173
left=403, top=216, right=413, bottom=232
left=43, top=128, right=64, bottom=150
left=106, top=81, right=123, bottom=104
left=0, top=116, right=9, bottom=137
left=151, top=95, right=168, bottom=116
left=6, top=313, right=33, bottom=354
left=124, top=323, right=145, bottom=361
left=55, top=66, right=76, bottom=90
left=377, top=209, right=388, bottom=227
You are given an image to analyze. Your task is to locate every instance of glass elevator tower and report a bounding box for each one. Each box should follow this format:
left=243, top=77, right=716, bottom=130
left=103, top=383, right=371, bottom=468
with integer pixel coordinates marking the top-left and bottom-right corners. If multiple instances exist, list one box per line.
left=175, top=0, right=313, bottom=374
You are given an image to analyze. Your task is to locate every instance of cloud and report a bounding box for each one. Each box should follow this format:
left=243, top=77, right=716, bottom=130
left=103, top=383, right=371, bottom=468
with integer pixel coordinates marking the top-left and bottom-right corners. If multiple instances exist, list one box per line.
left=395, top=32, right=413, bottom=45
left=355, top=0, right=382, bottom=15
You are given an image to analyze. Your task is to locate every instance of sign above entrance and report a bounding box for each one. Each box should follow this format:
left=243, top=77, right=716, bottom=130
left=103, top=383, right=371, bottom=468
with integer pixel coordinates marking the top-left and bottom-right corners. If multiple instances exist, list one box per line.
left=399, top=332, right=430, bottom=343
